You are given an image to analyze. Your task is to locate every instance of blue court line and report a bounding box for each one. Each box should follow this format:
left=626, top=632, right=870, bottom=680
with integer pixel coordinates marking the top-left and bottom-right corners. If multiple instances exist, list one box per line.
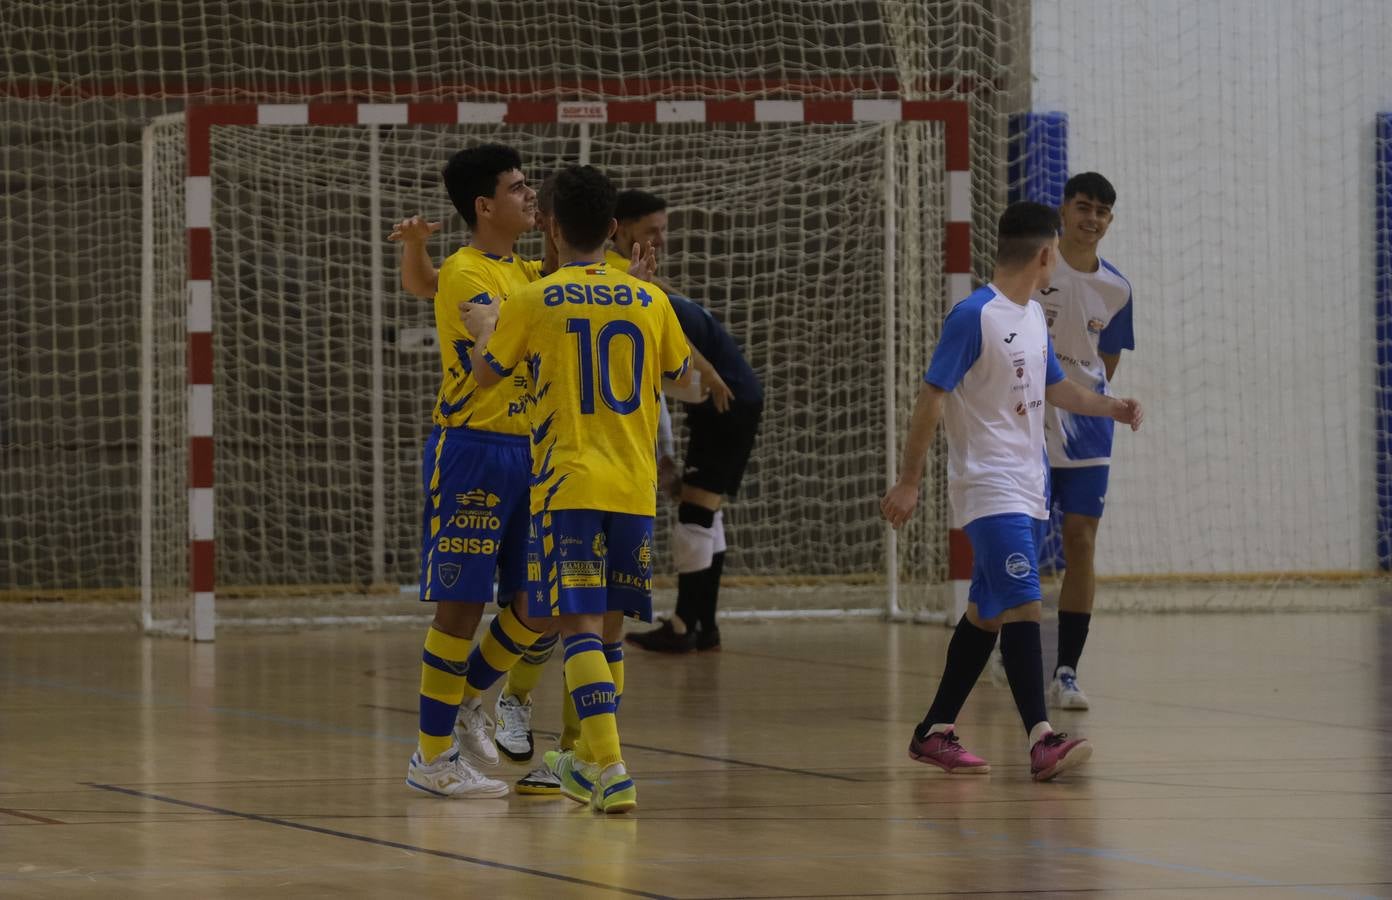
left=86, top=783, right=673, bottom=900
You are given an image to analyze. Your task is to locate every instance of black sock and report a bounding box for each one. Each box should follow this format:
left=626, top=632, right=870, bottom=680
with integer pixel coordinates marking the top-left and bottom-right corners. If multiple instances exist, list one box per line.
left=673, top=503, right=717, bottom=631
left=698, top=551, right=725, bottom=632
left=674, top=573, right=700, bottom=631
left=1055, top=611, right=1091, bottom=676
left=1000, top=621, right=1048, bottom=735
left=917, top=616, right=998, bottom=739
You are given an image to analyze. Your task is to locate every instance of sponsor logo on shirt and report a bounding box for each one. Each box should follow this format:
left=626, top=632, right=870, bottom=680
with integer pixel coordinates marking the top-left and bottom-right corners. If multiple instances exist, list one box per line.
left=592, top=532, right=608, bottom=557
left=1003, top=332, right=1017, bottom=344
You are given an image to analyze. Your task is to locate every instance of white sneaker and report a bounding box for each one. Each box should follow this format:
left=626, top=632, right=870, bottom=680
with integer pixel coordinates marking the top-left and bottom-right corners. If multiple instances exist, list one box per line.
left=494, top=692, right=535, bottom=762
left=406, top=749, right=509, bottom=798
left=986, top=648, right=1007, bottom=686
left=1048, top=666, right=1090, bottom=710
left=454, top=700, right=499, bottom=767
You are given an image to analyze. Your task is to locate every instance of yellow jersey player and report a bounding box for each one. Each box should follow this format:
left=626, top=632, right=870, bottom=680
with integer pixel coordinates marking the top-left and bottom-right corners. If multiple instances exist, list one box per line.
left=466, top=165, right=691, bottom=813
left=404, top=144, right=550, bottom=800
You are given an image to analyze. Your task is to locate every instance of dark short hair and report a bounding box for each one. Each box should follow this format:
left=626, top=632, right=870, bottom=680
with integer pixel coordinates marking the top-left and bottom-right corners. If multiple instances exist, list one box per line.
left=536, top=170, right=560, bottom=215
left=996, top=201, right=1061, bottom=268
left=552, top=165, right=617, bottom=253
left=1063, top=171, right=1117, bottom=207
left=441, top=144, right=522, bottom=228
left=614, top=189, right=667, bottom=223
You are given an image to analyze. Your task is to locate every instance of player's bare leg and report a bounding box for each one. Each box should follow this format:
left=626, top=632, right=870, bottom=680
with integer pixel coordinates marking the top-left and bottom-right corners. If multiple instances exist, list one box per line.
left=1052, top=513, right=1100, bottom=709
left=431, top=598, right=484, bottom=640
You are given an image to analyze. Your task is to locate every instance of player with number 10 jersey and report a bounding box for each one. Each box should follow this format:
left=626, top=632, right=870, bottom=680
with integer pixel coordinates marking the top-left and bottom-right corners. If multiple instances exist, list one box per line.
left=482, top=237, right=690, bottom=623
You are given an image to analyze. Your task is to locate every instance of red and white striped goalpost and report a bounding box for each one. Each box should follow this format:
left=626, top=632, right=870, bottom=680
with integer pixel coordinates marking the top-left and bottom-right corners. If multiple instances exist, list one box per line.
left=181, top=97, right=973, bottom=640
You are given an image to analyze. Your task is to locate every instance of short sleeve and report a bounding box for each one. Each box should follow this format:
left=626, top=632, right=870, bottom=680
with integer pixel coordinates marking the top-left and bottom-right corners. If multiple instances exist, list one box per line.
left=654, top=291, right=692, bottom=381
left=436, top=266, right=498, bottom=343
left=1045, top=333, right=1067, bottom=385
left=924, top=302, right=982, bottom=391
left=1098, top=297, right=1135, bottom=354
left=483, top=293, right=529, bottom=376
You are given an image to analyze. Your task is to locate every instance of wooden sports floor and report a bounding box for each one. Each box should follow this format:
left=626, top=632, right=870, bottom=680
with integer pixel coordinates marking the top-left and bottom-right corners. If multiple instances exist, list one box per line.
left=3, top=610, right=1391, bottom=898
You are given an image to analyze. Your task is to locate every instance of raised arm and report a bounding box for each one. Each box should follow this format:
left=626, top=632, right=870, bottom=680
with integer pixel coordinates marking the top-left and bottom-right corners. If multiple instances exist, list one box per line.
left=387, top=216, right=442, bottom=299
left=880, top=383, right=948, bottom=528
left=1045, top=378, right=1143, bottom=431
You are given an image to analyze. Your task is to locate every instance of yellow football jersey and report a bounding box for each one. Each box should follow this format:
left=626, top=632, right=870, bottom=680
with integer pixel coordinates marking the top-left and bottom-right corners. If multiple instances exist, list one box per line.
left=431, top=247, right=541, bottom=434
left=603, top=248, right=631, bottom=272
left=483, top=260, right=691, bottom=516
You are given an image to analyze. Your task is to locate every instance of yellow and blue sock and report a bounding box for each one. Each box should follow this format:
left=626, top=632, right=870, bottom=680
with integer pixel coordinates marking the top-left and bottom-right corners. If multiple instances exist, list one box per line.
left=562, top=676, right=582, bottom=751
left=460, top=604, right=542, bottom=704
left=563, top=633, right=622, bottom=768
left=505, top=631, right=558, bottom=703
left=603, top=641, right=625, bottom=710
left=569, top=641, right=625, bottom=758
left=418, top=625, right=471, bottom=761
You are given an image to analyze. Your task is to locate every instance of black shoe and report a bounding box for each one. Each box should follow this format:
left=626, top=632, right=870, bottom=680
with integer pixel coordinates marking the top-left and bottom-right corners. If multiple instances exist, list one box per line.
left=625, top=619, right=696, bottom=653
left=694, top=624, right=721, bottom=652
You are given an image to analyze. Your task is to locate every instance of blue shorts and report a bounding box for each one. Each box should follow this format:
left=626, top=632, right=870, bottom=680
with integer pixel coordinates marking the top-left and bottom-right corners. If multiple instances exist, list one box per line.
left=418, top=425, right=531, bottom=603
left=527, top=509, right=655, bottom=622
left=1050, top=465, right=1110, bottom=518
left=963, top=513, right=1046, bottom=620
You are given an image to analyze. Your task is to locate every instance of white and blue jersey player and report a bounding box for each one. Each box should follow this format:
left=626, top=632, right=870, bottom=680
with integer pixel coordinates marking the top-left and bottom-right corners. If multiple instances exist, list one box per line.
left=882, top=201, right=1142, bottom=782
left=1038, top=172, right=1136, bottom=711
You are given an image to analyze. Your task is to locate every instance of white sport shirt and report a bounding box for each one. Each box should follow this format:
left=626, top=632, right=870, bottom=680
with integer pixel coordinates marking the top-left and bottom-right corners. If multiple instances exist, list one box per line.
left=1038, top=254, right=1135, bottom=468
left=925, top=284, right=1067, bottom=528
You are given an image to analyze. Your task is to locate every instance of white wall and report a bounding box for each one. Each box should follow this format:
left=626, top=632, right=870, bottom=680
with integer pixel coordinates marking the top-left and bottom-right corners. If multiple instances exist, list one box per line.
left=1032, top=0, right=1392, bottom=575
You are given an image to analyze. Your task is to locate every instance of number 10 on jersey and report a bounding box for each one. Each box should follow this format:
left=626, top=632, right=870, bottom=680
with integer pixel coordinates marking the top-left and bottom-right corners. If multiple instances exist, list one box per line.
left=566, top=318, right=645, bottom=415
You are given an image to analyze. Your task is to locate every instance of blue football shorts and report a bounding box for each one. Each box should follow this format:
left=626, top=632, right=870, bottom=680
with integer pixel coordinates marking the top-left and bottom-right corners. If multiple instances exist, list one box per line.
left=963, top=513, right=1047, bottom=620
left=526, top=508, right=655, bottom=622
left=418, top=425, right=530, bottom=603
left=1050, top=464, right=1110, bottom=519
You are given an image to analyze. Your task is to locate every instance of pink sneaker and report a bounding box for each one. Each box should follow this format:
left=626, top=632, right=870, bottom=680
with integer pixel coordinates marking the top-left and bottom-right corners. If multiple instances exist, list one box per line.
left=907, top=729, right=991, bottom=774
left=1030, top=731, right=1092, bottom=781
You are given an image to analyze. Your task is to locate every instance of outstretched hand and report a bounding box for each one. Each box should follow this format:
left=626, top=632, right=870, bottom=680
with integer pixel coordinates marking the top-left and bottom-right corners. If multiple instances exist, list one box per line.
left=1113, top=398, right=1144, bottom=431
left=388, top=215, right=442, bottom=244
left=627, top=241, right=657, bottom=281
left=880, top=481, right=920, bottom=529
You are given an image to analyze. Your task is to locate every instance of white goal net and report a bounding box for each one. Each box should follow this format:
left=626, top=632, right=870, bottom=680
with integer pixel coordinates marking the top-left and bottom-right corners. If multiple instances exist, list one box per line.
left=2, top=0, right=1033, bottom=635
left=141, top=111, right=958, bottom=635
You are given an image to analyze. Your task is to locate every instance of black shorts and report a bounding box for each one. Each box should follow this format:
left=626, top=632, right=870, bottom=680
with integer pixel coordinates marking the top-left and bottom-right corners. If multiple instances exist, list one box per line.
left=682, top=400, right=762, bottom=497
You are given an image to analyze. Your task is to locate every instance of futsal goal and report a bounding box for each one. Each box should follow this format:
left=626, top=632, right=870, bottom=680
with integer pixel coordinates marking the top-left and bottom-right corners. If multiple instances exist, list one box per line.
left=140, top=99, right=976, bottom=638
